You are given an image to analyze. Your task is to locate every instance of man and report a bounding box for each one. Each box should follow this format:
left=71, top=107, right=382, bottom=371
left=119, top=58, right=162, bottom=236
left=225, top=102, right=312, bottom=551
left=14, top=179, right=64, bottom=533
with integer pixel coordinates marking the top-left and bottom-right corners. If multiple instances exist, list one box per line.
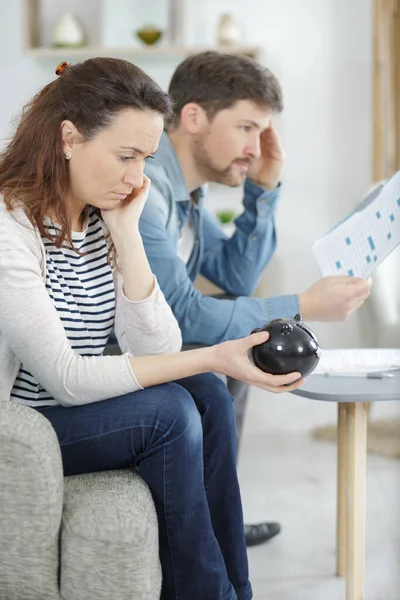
left=140, top=51, right=371, bottom=547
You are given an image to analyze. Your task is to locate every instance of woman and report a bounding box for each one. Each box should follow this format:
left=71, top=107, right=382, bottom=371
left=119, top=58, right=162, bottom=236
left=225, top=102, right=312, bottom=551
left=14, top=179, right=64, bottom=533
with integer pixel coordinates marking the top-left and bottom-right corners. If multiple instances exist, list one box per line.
left=0, top=57, right=303, bottom=600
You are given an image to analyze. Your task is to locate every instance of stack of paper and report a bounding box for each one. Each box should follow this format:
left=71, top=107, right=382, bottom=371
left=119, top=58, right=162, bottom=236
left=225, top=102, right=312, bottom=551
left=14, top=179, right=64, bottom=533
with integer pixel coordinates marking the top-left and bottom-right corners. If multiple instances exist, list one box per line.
left=312, top=349, right=400, bottom=375
left=313, top=171, right=400, bottom=279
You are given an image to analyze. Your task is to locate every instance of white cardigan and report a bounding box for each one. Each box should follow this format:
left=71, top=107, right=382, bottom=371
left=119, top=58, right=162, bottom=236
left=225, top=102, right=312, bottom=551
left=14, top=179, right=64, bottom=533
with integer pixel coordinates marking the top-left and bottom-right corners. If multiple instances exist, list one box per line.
left=0, top=199, right=182, bottom=406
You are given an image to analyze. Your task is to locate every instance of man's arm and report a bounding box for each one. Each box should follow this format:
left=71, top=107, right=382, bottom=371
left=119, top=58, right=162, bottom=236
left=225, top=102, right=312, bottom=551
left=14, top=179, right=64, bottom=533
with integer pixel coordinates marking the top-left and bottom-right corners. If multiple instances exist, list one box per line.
left=139, top=184, right=299, bottom=345
left=200, top=179, right=280, bottom=296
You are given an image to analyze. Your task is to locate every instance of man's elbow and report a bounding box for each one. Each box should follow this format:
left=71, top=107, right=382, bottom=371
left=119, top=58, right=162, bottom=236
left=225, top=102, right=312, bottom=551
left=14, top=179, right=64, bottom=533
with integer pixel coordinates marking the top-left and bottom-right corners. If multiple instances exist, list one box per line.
left=223, top=279, right=258, bottom=298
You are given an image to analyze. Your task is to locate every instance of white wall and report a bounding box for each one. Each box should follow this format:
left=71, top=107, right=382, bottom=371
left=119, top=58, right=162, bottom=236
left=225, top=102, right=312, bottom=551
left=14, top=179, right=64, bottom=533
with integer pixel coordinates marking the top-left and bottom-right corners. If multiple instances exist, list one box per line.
left=0, top=0, right=373, bottom=348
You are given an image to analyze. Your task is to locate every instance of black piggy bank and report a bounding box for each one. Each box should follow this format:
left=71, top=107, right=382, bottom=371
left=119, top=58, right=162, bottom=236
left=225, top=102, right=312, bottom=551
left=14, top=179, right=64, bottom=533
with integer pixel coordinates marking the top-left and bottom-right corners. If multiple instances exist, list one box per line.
left=251, top=314, right=321, bottom=377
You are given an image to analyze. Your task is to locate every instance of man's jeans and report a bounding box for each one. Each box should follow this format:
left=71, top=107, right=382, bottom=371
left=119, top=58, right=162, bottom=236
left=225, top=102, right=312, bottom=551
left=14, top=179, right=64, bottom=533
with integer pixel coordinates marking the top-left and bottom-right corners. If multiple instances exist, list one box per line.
left=182, top=344, right=249, bottom=453
left=36, top=373, right=253, bottom=600
left=183, top=293, right=251, bottom=455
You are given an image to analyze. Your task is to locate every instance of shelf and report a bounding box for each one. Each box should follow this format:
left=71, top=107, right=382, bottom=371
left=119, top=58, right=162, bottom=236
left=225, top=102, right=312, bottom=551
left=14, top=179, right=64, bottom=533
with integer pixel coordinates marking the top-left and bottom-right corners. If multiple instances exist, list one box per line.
left=22, top=1, right=260, bottom=62
left=23, top=45, right=261, bottom=60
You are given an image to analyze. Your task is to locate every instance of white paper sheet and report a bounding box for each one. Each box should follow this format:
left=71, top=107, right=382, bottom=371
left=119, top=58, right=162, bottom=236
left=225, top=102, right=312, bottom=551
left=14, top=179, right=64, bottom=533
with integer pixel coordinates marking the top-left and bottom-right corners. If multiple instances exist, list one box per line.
left=312, top=348, right=400, bottom=375
left=312, top=171, right=400, bottom=279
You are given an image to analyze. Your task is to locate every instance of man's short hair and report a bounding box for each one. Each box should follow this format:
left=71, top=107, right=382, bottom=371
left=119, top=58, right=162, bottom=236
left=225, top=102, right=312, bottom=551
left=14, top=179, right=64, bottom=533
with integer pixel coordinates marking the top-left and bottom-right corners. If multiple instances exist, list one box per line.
left=167, top=51, right=283, bottom=128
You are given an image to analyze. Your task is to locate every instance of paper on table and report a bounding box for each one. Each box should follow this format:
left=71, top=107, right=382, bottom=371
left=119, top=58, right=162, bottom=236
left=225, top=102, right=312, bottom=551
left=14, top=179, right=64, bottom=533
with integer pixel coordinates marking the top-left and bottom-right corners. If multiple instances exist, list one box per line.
left=312, top=170, right=400, bottom=279
left=312, top=348, right=400, bottom=375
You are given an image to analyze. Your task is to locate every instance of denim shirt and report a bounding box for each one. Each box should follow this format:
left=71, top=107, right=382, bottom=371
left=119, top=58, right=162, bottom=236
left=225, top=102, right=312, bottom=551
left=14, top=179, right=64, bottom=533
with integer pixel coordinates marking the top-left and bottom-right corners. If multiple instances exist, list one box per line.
left=140, top=132, right=299, bottom=344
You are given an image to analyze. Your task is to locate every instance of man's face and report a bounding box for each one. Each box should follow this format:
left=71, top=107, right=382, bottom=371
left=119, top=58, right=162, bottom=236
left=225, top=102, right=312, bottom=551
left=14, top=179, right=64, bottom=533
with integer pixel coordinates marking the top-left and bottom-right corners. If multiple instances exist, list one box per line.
left=191, top=100, right=272, bottom=187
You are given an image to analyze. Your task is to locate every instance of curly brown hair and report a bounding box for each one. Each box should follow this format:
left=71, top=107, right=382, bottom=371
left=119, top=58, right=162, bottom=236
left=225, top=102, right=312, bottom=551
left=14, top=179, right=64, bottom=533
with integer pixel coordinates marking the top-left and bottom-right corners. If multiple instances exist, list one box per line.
left=0, top=57, right=172, bottom=254
left=167, top=51, right=283, bottom=128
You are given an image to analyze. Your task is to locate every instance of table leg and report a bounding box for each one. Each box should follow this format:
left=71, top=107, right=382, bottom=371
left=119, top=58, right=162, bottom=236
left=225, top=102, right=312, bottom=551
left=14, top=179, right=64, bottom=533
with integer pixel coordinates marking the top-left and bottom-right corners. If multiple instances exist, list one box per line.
left=336, top=403, right=347, bottom=576
left=345, top=402, right=368, bottom=600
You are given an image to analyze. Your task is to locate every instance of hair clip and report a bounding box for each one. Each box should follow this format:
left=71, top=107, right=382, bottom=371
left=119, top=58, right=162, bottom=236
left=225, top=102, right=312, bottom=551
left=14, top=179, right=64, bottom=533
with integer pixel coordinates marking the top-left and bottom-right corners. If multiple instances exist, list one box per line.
left=55, top=61, right=71, bottom=76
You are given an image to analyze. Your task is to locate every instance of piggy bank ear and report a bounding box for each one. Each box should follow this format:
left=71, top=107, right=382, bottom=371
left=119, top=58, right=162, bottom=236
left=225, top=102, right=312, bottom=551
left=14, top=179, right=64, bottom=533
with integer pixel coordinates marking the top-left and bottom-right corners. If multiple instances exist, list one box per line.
left=250, top=327, right=261, bottom=334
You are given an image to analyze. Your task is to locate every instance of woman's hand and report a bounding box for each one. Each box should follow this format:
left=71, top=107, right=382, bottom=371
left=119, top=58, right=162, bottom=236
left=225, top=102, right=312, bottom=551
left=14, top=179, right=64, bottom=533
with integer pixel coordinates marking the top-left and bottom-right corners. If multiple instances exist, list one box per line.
left=212, top=330, right=305, bottom=393
left=101, top=175, right=151, bottom=241
left=129, top=330, right=305, bottom=391
left=101, top=174, right=155, bottom=301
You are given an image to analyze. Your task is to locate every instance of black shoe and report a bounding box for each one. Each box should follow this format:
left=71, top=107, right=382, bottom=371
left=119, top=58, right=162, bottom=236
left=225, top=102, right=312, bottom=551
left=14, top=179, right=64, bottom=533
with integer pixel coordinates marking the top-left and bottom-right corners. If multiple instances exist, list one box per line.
left=244, top=522, right=281, bottom=547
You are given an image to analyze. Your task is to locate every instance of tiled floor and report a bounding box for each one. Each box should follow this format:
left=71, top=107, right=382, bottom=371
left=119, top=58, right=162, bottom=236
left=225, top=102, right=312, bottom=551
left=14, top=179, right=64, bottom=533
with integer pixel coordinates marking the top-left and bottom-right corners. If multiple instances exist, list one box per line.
left=238, top=388, right=400, bottom=600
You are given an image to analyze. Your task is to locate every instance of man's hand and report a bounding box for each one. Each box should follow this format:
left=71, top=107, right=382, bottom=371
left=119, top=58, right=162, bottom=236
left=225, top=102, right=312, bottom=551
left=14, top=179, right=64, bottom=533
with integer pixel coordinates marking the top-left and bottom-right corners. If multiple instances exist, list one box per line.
left=247, top=124, right=286, bottom=190
left=299, top=276, right=372, bottom=322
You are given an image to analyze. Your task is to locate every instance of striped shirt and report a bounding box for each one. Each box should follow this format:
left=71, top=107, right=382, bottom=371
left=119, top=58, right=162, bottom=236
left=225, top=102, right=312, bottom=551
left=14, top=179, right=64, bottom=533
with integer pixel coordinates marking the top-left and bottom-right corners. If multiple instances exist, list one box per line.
left=10, top=209, right=115, bottom=407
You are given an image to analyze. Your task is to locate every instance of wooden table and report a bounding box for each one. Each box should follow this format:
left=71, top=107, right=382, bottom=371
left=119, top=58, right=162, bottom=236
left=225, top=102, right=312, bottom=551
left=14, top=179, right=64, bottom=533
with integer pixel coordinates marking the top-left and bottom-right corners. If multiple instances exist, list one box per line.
left=292, top=371, right=400, bottom=600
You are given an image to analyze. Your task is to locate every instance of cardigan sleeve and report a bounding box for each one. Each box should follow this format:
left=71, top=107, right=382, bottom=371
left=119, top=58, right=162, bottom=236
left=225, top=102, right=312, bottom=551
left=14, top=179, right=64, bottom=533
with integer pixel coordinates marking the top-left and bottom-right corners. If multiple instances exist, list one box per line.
left=0, top=204, right=158, bottom=407
left=113, top=271, right=182, bottom=357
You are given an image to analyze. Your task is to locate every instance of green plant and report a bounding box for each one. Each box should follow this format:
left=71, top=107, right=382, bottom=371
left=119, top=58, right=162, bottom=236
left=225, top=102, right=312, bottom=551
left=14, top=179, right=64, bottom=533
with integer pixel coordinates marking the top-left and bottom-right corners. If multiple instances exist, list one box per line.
left=215, top=210, right=236, bottom=224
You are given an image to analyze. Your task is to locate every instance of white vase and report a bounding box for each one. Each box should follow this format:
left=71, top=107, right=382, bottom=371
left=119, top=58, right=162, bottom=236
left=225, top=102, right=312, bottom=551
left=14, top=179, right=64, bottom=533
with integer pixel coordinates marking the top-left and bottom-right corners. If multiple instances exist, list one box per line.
left=217, top=14, right=242, bottom=46
left=168, top=0, right=186, bottom=45
left=51, top=12, right=86, bottom=48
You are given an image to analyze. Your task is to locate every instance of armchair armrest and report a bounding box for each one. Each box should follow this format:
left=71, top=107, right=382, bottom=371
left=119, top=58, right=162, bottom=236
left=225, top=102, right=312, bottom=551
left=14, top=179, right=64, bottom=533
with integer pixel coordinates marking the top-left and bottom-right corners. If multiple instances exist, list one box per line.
left=0, top=401, right=63, bottom=600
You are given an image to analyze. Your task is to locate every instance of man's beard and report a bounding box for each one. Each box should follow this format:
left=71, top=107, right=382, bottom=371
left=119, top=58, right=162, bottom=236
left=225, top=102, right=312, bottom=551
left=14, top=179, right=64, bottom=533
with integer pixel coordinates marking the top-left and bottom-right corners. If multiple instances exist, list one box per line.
left=193, top=137, right=250, bottom=187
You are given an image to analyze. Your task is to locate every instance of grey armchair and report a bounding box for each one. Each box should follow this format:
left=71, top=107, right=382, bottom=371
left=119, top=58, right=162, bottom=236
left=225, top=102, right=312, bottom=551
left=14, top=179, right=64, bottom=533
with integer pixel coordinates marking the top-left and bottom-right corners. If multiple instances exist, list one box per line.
left=0, top=400, right=161, bottom=600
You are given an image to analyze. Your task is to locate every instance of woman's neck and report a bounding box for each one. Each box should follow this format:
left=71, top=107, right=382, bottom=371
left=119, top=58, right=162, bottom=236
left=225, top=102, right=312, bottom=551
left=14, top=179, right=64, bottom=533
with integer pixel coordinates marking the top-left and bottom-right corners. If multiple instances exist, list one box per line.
left=64, top=192, right=87, bottom=232
left=46, top=206, right=86, bottom=233
left=70, top=210, right=86, bottom=232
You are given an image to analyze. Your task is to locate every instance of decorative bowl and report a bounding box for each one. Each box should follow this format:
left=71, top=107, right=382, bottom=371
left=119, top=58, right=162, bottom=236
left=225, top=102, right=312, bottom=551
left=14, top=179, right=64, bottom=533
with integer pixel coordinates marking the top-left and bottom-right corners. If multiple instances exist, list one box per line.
left=136, top=27, right=163, bottom=45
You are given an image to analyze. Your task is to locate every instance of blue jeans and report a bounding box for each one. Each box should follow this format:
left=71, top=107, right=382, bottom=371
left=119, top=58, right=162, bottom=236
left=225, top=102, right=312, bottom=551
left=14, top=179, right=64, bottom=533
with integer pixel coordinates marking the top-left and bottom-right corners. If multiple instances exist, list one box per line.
left=36, top=373, right=253, bottom=600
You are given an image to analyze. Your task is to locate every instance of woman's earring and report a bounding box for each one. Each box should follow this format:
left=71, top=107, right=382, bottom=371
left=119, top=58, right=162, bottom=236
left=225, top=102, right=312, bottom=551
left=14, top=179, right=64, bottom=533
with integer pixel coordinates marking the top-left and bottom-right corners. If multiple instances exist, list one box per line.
left=64, top=152, right=70, bottom=159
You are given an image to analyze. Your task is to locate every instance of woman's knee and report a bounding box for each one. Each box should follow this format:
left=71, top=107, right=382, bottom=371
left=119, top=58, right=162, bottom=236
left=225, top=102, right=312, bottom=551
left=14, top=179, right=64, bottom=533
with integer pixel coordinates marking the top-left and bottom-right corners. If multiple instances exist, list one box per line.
left=145, top=382, right=203, bottom=443
left=176, top=373, right=235, bottom=422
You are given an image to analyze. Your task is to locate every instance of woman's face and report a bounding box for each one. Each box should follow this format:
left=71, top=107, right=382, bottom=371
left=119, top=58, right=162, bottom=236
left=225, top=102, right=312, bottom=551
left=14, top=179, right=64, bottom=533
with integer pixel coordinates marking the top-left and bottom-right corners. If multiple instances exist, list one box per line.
left=62, top=107, right=163, bottom=212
